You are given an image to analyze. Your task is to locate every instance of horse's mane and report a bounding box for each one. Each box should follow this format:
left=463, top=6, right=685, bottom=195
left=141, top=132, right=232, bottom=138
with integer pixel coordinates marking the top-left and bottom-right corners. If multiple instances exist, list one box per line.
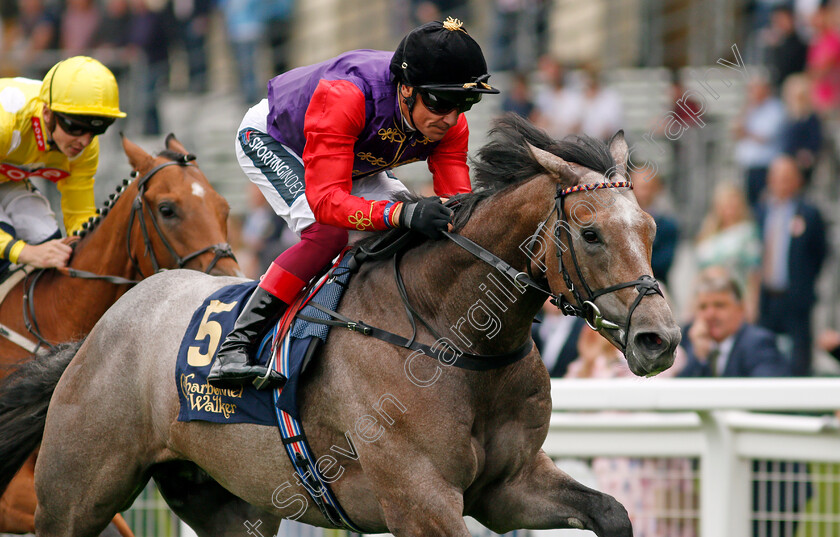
left=74, top=149, right=191, bottom=239
left=355, top=113, right=617, bottom=251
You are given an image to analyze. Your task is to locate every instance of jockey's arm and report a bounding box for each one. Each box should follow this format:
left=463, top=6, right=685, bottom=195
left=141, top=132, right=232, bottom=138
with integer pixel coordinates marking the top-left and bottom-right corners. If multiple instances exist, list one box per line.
left=427, top=113, right=472, bottom=197
left=302, top=80, right=401, bottom=232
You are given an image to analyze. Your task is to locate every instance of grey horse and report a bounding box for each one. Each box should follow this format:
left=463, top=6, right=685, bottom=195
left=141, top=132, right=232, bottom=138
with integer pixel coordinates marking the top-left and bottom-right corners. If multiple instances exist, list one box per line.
left=0, top=115, right=680, bottom=537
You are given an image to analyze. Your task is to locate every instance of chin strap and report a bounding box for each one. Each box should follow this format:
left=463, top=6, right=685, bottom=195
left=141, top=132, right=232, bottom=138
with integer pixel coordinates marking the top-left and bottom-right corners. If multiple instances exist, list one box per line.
left=400, top=83, right=418, bottom=129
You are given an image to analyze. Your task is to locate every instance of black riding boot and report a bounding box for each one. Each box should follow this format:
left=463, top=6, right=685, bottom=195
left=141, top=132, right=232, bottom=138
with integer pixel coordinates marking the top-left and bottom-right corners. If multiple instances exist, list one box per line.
left=207, top=287, right=287, bottom=389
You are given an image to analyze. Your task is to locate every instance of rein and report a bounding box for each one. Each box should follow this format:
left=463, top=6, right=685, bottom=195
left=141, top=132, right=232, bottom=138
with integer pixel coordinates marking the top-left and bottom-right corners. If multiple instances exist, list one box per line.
left=307, top=179, right=661, bottom=367
left=298, top=239, right=533, bottom=372
left=19, top=158, right=237, bottom=354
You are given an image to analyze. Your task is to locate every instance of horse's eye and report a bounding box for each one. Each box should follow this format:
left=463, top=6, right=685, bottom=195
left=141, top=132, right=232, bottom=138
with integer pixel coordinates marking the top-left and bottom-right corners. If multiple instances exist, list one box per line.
left=158, top=202, right=177, bottom=219
left=582, top=229, right=600, bottom=243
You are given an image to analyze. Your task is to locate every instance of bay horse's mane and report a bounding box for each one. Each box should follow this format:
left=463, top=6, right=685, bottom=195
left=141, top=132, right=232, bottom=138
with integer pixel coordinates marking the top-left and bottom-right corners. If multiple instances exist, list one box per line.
left=73, top=148, right=194, bottom=239
left=356, top=113, right=618, bottom=251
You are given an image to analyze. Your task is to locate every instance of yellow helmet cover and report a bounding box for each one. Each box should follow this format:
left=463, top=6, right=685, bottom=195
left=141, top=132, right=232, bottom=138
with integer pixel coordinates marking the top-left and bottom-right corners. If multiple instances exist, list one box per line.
left=39, top=56, right=126, bottom=118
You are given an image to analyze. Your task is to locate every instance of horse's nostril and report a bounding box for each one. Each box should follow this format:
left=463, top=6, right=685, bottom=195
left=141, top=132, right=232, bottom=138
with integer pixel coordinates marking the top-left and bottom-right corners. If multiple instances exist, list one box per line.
left=635, top=332, right=665, bottom=352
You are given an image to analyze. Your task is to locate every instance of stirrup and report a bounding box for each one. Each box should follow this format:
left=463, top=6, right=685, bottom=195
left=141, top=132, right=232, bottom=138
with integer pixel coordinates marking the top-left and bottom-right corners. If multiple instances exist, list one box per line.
left=253, top=343, right=286, bottom=390
left=252, top=367, right=287, bottom=390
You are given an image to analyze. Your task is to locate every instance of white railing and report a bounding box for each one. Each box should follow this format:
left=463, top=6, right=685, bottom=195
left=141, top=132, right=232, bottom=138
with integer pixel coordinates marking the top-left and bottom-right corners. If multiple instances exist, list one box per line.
left=154, top=379, right=840, bottom=537
left=546, top=378, right=840, bottom=537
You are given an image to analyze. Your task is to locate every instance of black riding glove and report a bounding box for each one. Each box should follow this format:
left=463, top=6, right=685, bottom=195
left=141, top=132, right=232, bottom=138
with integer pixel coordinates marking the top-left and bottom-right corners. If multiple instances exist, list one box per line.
left=399, top=197, right=453, bottom=239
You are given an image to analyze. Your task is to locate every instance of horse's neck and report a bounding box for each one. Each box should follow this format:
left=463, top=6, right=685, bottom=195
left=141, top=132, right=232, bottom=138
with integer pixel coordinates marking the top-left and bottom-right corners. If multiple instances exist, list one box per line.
left=399, top=175, right=556, bottom=356
left=38, top=196, right=140, bottom=335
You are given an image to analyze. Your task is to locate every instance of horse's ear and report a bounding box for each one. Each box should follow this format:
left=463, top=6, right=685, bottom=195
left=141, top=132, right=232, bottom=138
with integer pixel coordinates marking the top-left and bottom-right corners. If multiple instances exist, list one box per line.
left=526, top=142, right=582, bottom=185
left=165, top=133, right=189, bottom=156
left=122, top=135, right=154, bottom=173
left=608, top=130, right=628, bottom=177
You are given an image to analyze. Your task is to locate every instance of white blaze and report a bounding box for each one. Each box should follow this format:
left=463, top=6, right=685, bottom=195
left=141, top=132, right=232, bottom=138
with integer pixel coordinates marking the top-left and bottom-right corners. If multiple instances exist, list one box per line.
left=191, top=181, right=206, bottom=198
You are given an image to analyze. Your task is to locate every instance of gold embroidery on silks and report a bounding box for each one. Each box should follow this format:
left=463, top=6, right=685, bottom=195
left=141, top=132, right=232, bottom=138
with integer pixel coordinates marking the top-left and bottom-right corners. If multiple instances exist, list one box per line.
left=348, top=202, right=376, bottom=230
left=378, top=128, right=406, bottom=144
left=411, top=136, right=432, bottom=146
left=356, top=152, right=388, bottom=167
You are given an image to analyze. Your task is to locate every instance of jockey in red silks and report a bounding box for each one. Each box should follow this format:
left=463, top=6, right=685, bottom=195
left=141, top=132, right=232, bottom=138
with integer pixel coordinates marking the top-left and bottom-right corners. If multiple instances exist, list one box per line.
left=208, top=18, right=499, bottom=388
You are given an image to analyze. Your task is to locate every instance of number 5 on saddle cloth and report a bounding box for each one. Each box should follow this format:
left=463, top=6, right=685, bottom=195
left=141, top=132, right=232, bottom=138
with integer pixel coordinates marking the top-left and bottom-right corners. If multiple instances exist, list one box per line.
left=175, top=253, right=362, bottom=530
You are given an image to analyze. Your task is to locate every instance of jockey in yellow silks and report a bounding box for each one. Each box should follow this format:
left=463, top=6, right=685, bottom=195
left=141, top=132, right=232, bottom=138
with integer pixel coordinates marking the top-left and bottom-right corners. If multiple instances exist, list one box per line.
left=0, top=56, right=125, bottom=269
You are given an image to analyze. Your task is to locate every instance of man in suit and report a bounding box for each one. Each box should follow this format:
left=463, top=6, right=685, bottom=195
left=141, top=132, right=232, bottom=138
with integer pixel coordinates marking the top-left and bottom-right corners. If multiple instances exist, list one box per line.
left=679, top=267, right=790, bottom=378
left=756, top=155, right=827, bottom=376
left=679, top=268, right=805, bottom=537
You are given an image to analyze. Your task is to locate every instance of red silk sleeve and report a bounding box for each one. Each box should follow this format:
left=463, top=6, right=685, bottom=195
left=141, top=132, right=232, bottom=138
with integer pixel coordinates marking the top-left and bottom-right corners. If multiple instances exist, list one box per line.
left=427, top=113, right=471, bottom=196
left=302, top=80, right=399, bottom=231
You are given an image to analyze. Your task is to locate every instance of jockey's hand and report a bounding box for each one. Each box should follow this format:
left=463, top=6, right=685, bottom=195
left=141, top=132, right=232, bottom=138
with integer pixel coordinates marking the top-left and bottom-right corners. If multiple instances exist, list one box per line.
left=399, top=197, right=453, bottom=239
left=17, top=239, right=73, bottom=269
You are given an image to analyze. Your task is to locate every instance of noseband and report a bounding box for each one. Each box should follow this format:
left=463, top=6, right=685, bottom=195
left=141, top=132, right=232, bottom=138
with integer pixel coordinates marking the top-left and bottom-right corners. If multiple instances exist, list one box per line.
left=127, top=158, right=236, bottom=276
left=531, top=180, right=663, bottom=350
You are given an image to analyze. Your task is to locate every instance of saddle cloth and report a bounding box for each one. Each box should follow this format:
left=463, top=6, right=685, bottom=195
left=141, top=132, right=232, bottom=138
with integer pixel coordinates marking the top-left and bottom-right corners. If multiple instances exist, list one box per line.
left=175, top=255, right=353, bottom=426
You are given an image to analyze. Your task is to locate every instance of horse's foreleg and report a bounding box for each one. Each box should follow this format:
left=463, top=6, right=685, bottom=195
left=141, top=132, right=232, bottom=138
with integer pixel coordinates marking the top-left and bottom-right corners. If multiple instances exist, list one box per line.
left=362, top=464, right=473, bottom=537
left=470, top=451, right=632, bottom=537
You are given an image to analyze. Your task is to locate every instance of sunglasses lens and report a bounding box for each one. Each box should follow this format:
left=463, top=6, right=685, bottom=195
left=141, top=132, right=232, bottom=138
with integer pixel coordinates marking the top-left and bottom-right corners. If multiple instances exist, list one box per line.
left=55, top=113, right=112, bottom=136
left=420, top=91, right=474, bottom=115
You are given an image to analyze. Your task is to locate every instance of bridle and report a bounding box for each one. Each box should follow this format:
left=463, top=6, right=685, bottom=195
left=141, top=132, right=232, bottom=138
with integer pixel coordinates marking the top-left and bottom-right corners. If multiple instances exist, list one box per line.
left=20, top=156, right=236, bottom=353
left=126, top=159, right=235, bottom=276
left=529, top=180, right=662, bottom=350
left=449, top=179, right=662, bottom=353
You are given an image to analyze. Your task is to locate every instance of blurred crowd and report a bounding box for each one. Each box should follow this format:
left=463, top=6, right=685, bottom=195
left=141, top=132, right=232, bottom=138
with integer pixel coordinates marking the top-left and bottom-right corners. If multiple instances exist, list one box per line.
left=0, top=0, right=294, bottom=134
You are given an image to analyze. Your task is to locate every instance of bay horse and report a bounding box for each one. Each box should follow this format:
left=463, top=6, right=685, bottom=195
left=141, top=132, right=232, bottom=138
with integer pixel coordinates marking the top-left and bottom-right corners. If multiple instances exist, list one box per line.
left=0, top=134, right=240, bottom=536
left=0, top=116, right=680, bottom=536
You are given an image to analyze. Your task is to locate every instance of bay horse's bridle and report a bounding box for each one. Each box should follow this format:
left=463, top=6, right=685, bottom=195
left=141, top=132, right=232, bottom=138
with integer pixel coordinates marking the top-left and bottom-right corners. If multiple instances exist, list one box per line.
left=126, top=158, right=235, bottom=277
left=21, top=155, right=236, bottom=352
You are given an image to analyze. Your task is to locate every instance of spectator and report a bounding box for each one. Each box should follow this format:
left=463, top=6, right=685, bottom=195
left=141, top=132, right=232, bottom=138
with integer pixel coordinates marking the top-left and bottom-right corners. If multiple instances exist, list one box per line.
left=127, top=0, right=172, bottom=135
left=678, top=267, right=809, bottom=537
left=532, top=55, right=582, bottom=139
left=733, top=74, right=786, bottom=207
left=578, top=65, right=623, bottom=141
left=264, top=0, right=295, bottom=75
left=806, top=2, right=840, bottom=115
left=500, top=71, right=536, bottom=121
left=219, top=0, right=264, bottom=104
left=532, top=300, right=586, bottom=378
left=780, top=73, right=823, bottom=184
left=58, top=0, right=101, bottom=55
left=171, top=0, right=212, bottom=92
left=756, top=155, right=827, bottom=376
left=694, top=182, right=762, bottom=321
left=763, top=5, right=808, bottom=89
left=678, top=267, right=790, bottom=378
left=409, top=0, right=469, bottom=26
left=631, top=166, right=679, bottom=286
left=95, top=0, right=133, bottom=81
left=491, top=0, right=541, bottom=72
left=8, top=0, right=59, bottom=78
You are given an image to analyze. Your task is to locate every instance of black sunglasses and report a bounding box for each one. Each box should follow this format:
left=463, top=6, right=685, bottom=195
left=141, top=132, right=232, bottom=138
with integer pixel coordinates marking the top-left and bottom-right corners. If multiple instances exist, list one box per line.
left=54, top=112, right=113, bottom=137
left=418, top=90, right=480, bottom=115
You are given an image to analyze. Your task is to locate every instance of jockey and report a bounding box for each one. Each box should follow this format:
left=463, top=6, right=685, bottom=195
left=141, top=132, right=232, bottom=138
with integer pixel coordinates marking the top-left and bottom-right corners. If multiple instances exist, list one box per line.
left=0, top=56, right=125, bottom=270
left=208, top=18, right=499, bottom=388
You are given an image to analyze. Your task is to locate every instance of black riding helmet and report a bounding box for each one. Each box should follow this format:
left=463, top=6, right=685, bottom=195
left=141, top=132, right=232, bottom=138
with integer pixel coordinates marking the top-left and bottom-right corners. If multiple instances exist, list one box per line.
left=390, top=17, right=499, bottom=114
